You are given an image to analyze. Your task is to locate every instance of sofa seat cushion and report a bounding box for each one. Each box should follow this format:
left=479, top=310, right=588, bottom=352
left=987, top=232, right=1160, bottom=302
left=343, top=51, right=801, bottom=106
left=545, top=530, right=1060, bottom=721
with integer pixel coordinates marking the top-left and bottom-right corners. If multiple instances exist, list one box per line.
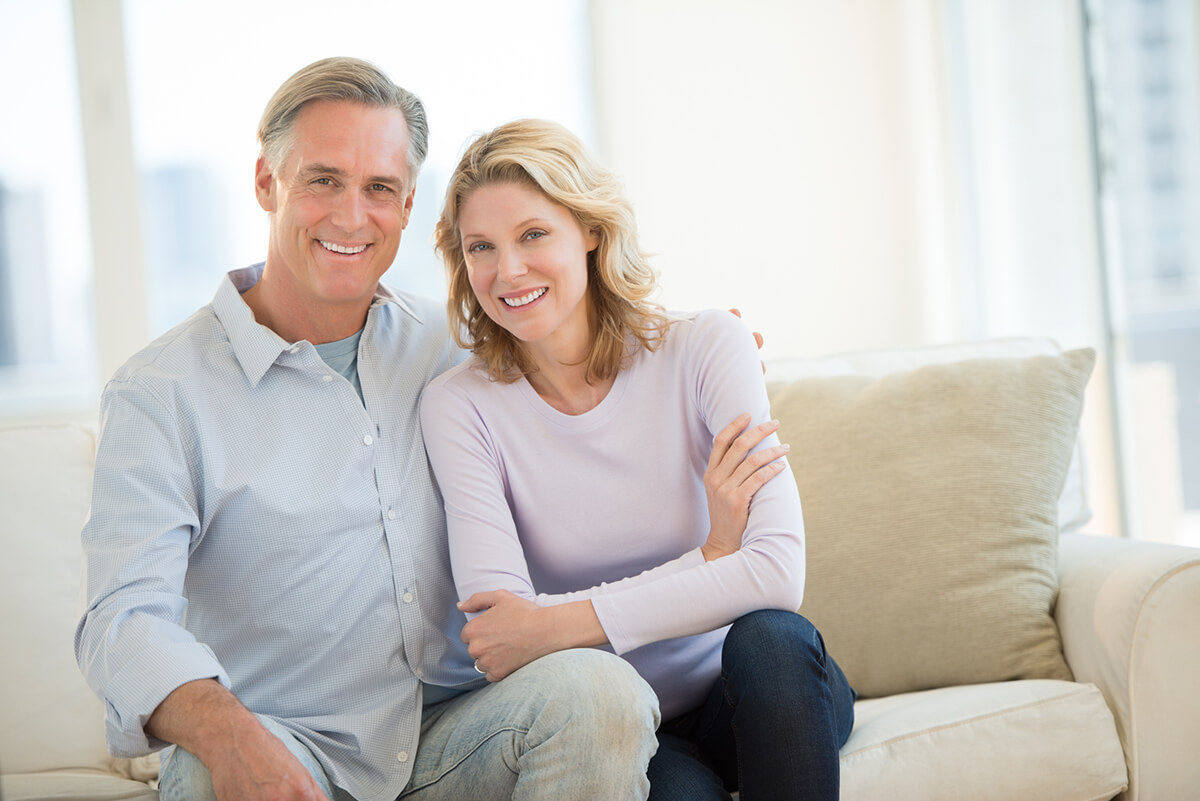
left=841, top=679, right=1127, bottom=801
left=1, top=771, right=158, bottom=800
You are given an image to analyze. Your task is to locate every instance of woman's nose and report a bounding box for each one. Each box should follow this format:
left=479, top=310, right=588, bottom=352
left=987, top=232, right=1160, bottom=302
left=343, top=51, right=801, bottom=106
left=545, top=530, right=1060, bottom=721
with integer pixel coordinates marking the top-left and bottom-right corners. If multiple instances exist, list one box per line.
left=497, top=247, right=527, bottom=282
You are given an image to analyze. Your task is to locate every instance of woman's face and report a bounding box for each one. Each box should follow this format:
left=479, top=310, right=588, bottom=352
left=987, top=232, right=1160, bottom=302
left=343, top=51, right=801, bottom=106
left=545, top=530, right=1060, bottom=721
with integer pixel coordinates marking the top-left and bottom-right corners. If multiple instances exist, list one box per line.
left=458, top=181, right=599, bottom=351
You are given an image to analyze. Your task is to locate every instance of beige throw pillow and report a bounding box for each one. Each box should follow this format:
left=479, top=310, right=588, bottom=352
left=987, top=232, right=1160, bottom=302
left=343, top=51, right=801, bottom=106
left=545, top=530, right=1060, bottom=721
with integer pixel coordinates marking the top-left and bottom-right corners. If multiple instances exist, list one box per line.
left=768, top=348, right=1095, bottom=698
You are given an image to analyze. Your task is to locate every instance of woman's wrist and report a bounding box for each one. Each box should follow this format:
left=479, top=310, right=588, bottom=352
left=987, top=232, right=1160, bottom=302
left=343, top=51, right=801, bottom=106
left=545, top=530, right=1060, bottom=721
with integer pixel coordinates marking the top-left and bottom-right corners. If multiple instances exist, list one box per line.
left=548, top=600, right=608, bottom=650
left=701, top=540, right=738, bottom=562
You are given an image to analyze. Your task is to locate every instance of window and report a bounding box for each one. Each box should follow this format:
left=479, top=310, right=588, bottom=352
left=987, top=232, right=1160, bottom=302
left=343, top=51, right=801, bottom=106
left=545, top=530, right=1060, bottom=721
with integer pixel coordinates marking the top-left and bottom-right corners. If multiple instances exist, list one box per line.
left=0, top=0, right=594, bottom=421
left=1086, top=0, right=1200, bottom=545
left=0, top=1, right=96, bottom=417
left=121, top=0, right=595, bottom=334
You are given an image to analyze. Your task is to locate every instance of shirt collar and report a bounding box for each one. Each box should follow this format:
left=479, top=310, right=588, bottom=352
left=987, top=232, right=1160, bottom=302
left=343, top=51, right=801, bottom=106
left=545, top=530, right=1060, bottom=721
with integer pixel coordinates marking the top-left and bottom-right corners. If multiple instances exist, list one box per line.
left=212, top=264, right=425, bottom=387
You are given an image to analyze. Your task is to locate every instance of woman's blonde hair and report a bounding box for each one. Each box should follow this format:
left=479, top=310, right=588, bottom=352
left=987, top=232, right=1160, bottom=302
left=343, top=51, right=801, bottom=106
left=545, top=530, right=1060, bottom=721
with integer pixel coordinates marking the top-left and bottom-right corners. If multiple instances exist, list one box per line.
left=435, top=119, right=668, bottom=382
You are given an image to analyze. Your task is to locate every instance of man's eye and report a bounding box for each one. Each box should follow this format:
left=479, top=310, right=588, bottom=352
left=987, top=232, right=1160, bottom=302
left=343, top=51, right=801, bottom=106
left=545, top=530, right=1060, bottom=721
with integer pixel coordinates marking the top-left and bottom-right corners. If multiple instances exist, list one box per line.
left=370, top=183, right=391, bottom=192
left=313, top=177, right=333, bottom=186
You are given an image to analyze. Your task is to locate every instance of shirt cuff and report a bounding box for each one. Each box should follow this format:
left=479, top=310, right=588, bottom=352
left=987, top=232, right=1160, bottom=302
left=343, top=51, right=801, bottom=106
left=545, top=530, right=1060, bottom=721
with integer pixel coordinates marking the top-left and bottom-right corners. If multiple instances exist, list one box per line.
left=103, top=641, right=231, bottom=757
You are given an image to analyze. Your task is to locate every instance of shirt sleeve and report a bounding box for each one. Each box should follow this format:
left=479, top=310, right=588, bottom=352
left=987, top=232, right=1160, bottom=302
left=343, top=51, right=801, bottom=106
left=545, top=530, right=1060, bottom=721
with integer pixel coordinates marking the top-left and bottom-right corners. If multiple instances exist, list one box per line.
left=421, top=372, right=714, bottom=617
left=73, top=377, right=230, bottom=757
left=421, top=311, right=806, bottom=656
left=588, top=310, right=807, bottom=653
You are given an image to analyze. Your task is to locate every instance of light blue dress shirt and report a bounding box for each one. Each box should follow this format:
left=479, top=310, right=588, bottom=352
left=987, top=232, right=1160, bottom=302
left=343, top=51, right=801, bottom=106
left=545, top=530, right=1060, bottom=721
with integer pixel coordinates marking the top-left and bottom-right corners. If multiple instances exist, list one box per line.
left=75, top=265, right=480, bottom=801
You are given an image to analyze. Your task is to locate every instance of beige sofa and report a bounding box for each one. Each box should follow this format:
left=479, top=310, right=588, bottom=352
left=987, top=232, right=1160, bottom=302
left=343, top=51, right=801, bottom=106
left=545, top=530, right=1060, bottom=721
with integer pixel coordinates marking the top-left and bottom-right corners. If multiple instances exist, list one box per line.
left=2, top=338, right=1197, bottom=801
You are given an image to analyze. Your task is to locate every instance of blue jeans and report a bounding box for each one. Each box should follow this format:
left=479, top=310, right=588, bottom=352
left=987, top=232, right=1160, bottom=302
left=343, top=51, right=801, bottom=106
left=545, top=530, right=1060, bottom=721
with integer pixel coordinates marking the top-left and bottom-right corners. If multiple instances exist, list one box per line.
left=159, top=649, right=660, bottom=801
left=647, top=610, right=856, bottom=801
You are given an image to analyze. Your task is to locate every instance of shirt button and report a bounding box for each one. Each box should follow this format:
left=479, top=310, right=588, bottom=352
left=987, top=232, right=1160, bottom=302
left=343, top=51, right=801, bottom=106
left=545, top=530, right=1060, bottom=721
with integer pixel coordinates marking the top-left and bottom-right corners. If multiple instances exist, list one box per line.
left=363, top=434, right=373, bottom=446
left=323, top=375, right=334, bottom=382
left=387, top=508, right=397, bottom=520
left=397, top=751, right=409, bottom=763
left=289, top=346, right=299, bottom=354
left=402, top=592, right=415, bottom=604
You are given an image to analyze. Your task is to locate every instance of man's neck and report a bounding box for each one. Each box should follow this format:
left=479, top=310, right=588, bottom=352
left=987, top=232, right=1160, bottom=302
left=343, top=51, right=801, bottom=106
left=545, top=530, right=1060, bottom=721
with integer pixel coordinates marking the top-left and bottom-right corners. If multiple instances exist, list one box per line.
left=241, top=276, right=372, bottom=345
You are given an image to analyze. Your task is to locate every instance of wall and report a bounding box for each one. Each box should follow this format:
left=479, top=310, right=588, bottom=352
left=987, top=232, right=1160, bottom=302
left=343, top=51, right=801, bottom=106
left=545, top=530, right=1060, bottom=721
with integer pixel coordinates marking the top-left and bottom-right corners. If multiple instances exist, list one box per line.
left=589, top=0, right=936, bottom=360
left=589, top=0, right=1125, bottom=534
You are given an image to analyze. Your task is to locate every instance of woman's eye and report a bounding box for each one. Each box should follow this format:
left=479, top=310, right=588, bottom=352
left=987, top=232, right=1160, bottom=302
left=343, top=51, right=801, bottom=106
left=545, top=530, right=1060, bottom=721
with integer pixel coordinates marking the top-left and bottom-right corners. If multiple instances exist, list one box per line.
left=467, top=242, right=491, bottom=254
left=525, top=230, right=546, bottom=241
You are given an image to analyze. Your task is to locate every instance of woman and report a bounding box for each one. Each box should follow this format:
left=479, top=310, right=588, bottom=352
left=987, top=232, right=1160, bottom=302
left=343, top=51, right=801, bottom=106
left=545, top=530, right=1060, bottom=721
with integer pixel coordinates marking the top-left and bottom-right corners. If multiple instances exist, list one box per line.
left=419, top=119, right=854, bottom=801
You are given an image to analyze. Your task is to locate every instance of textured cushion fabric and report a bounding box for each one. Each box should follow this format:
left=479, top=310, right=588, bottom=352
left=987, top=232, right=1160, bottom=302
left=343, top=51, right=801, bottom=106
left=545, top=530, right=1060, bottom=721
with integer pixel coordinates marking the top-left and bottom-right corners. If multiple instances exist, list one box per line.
left=0, top=425, right=113, bottom=774
left=769, top=348, right=1094, bottom=698
left=840, top=679, right=1127, bottom=801
left=1, top=771, right=158, bottom=801
left=766, top=337, right=1092, bottom=533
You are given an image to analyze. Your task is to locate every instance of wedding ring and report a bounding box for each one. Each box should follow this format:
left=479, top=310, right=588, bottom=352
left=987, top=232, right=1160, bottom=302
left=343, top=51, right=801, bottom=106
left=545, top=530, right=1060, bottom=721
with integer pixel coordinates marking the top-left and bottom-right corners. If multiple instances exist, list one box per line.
left=474, top=660, right=485, bottom=674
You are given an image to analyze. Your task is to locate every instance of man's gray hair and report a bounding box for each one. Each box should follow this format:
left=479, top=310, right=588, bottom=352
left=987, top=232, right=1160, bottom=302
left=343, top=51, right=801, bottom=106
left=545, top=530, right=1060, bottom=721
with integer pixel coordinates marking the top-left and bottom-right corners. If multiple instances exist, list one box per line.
left=257, top=57, right=429, bottom=181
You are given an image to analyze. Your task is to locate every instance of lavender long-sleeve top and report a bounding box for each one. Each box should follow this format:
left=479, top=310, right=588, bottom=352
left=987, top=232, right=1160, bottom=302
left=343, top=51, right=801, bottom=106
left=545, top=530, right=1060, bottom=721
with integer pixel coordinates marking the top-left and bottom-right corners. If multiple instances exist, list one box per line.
left=419, top=309, right=806, bottom=719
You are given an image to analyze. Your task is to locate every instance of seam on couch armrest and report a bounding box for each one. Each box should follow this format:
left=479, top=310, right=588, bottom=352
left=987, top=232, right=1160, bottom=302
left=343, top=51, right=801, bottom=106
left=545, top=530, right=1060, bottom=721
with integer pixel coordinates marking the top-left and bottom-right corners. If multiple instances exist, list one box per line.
left=1123, top=558, right=1200, bottom=801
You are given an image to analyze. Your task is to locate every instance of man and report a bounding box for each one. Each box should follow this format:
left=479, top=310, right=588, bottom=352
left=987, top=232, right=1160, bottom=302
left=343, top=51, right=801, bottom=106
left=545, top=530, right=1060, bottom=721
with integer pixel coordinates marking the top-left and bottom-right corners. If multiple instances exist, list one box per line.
left=74, top=57, right=659, bottom=801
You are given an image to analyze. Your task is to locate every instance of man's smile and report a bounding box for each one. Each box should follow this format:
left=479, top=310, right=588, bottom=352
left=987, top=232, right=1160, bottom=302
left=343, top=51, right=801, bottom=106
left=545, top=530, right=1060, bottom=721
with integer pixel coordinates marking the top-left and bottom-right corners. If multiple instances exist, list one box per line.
left=318, top=240, right=368, bottom=255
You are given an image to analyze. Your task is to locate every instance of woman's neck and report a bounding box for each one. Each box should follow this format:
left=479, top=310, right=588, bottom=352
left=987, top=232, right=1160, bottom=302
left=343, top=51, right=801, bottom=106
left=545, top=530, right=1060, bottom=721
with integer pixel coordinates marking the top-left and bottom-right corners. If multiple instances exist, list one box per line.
left=524, top=357, right=615, bottom=416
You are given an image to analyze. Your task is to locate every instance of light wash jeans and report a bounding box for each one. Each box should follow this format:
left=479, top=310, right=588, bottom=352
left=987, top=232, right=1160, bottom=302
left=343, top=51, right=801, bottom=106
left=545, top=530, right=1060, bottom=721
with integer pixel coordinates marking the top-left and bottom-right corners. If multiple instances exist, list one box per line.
left=158, top=648, right=660, bottom=801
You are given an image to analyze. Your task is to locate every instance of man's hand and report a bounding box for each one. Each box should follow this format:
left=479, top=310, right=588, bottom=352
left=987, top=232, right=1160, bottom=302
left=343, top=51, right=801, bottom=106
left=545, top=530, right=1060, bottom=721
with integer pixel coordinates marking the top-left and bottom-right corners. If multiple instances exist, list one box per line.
left=208, top=725, right=330, bottom=801
left=458, top=591, right=605, bottom=681
left=148, top=679, right=331, bottom=801
left=728, top=308, right=766, bottom=373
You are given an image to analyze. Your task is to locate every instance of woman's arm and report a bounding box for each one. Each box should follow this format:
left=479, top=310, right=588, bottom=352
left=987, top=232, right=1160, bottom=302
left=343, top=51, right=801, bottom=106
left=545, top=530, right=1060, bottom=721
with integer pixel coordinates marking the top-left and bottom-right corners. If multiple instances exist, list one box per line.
left=450, top=412, right=788, bottom=680
left=585, top=310, right=806, bottom=654
left=420, top=371, right=784, bottom=679
left=420, top=312, right=802, bottom=674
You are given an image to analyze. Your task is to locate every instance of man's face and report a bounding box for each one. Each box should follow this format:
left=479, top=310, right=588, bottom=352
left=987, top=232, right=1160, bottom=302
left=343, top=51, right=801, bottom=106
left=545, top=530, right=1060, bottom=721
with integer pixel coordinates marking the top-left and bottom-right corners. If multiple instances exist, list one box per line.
left=255, top=99, right=415, bottom=313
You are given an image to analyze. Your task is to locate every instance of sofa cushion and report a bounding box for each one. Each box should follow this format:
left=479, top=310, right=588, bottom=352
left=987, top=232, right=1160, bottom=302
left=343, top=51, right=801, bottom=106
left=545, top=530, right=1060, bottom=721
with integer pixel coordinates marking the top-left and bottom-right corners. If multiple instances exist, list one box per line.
left=766, top=337, right=1092, bottom=533
left=1, top=771, right=158, bottom=801
left=0, top=425, right=114, bottom=775
left=768, top=348, right=1093, bottom=697
left=841, top=679, right=1127, bottom=800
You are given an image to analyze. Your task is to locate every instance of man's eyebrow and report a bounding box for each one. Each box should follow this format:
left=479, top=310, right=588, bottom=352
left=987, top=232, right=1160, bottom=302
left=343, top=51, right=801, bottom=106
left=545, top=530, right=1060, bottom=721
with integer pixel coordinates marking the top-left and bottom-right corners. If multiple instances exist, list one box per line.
left=297, top=163, right=406, bottom=186
left=298, top=163, right=344, bottom=178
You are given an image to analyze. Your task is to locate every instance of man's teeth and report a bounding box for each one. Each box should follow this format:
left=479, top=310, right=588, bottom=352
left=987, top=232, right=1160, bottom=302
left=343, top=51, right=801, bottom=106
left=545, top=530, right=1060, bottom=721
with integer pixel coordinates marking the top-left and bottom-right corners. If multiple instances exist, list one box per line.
left=320, top=241, right=367, bottom=255
left=503, top=288, right=547, bottom=308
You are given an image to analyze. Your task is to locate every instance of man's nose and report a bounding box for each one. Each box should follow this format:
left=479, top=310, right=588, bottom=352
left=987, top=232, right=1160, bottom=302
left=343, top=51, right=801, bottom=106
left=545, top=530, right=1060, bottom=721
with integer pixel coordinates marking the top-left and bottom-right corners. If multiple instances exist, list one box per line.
left=332, top=188, right=369, bottom=231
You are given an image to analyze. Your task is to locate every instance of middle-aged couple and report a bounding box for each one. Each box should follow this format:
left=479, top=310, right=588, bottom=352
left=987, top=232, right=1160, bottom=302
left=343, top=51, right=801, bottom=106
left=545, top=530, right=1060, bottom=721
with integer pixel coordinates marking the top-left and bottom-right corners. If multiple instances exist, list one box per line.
left=75, top=57, right=855, bottom=801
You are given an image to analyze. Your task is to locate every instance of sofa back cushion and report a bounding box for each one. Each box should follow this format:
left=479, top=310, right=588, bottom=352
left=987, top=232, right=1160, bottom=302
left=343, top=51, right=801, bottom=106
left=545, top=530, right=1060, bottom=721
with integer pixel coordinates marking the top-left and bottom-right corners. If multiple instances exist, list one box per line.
left=0, top=424, right=114, bottom=774
left=767, top=345, right=1093, bottom=698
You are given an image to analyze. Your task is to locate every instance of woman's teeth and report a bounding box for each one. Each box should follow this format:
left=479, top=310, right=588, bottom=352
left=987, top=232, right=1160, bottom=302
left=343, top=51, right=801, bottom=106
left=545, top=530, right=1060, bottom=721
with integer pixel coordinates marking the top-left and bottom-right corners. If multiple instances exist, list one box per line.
left=503, top=288, right=547, bottom=307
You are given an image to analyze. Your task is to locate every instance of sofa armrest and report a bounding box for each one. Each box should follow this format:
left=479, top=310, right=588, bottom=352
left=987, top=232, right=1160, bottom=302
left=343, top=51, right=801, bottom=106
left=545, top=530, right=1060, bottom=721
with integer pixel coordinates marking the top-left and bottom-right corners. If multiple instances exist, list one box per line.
left=1056, top=532, right=1200, bottom=801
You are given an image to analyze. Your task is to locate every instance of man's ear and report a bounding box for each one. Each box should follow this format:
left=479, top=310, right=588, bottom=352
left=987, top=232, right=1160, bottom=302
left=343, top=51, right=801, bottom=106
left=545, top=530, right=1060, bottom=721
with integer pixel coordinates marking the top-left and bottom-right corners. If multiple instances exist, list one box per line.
left=400, top=185, right=416, bottom=229
left=254, top=156, right=276, bottom=212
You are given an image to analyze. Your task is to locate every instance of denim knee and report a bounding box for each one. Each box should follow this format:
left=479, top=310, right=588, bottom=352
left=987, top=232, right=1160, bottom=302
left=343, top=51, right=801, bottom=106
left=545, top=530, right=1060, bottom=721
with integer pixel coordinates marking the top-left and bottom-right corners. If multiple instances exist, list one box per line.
left=722, top=610, right=856, bottom=746
left=535, top=648, right=662, bottom=734
left=722, top=610, right=824, bottom=676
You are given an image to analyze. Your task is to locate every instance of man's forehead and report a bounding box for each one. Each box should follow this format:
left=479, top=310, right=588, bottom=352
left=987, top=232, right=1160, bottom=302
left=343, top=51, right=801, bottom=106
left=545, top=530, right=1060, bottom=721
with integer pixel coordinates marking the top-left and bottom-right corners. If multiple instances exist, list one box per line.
left=285, top=100, right=413, bottom=179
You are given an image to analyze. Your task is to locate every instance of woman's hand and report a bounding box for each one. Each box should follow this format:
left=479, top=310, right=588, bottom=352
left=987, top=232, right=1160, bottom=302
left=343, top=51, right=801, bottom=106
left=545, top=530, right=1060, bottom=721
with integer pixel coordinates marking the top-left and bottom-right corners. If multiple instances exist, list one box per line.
left=702, top=413, right=790, bottom=561
left=458, top=592, right=606, bottom=681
